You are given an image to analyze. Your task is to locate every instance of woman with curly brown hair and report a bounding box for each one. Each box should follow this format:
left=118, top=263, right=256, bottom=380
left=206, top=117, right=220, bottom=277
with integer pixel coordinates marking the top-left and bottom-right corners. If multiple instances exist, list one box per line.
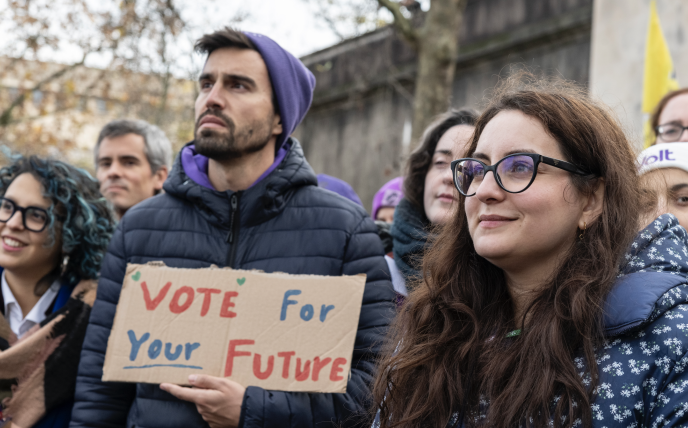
left=372, top=74, right=688, bottom=428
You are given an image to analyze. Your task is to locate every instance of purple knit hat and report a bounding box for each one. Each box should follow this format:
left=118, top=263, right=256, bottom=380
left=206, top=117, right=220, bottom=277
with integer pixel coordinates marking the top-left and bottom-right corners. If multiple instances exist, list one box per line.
left=372, top=177, right=404, bottom=220
left=244, top=32, right=316, bottom=149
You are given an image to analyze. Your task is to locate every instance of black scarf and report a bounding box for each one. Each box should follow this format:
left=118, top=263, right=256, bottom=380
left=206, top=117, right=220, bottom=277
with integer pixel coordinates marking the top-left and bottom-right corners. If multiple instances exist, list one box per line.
left=391, top=198, right=430, bottom=289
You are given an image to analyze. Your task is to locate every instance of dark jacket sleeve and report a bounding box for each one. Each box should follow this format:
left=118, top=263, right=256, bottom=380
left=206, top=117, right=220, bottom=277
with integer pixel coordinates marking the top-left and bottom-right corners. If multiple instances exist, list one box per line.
left=238, top=215, right=397, bottom=428
left=70, top=222, right=136, bottom=427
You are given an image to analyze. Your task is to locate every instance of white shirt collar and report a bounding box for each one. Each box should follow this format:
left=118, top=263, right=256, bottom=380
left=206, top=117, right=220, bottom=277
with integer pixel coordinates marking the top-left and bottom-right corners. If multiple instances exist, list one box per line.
left=2, top=270, right=61, bottom=338
left=2, top=271, right=16, bottom=317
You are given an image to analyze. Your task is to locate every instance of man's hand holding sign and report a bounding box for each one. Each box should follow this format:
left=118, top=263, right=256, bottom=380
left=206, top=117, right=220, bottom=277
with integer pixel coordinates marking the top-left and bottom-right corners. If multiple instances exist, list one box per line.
left=161, top=375, right=245, bottom=428
left=103, top=263, right=366, bottom=424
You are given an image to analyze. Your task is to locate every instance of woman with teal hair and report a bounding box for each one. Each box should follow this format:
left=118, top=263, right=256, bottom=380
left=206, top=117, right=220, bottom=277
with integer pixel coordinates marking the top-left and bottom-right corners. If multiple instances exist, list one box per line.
left=0, top=154, right=116, bottom=427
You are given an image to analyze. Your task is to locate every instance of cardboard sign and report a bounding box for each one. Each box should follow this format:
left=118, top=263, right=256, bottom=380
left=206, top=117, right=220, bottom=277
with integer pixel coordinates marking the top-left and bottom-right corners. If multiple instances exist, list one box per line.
left=102, top=263, right=366, bottom=393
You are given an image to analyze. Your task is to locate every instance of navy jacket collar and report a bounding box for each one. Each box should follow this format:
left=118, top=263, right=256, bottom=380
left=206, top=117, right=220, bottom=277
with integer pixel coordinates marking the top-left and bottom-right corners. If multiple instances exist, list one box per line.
left=163, top=138, right=317, bottom=229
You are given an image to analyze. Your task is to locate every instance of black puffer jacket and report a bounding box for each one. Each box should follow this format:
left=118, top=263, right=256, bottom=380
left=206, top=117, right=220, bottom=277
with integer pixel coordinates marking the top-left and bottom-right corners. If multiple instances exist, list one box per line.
left=70, top=139, right=396, bottom=428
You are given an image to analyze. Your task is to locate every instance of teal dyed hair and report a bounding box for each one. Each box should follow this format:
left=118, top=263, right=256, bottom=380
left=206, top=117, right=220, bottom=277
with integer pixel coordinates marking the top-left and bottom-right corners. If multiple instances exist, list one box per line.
left=0, top=154, right=116, bottom=287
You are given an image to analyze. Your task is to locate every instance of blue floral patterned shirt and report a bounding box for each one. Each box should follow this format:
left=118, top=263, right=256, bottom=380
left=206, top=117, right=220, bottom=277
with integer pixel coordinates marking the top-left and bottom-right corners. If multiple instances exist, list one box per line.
left=374, top=214, right=688, bottom=427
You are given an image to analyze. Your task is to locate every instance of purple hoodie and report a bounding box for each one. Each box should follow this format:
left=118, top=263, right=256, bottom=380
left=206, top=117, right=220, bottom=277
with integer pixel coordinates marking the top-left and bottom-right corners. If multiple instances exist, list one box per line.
left=316, top=174, right=363, bottom=206
left=182, top=31, right=316, bottom=190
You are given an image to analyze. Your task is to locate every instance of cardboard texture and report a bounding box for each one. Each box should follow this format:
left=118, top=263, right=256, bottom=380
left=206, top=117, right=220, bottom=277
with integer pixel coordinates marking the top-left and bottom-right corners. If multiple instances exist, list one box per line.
left=102, top=263, right=366, bottom=393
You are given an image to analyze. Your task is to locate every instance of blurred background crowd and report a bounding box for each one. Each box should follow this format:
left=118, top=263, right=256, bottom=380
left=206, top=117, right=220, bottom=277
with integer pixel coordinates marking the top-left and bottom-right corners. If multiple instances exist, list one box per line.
left=2, top=0, right=686, bottom=212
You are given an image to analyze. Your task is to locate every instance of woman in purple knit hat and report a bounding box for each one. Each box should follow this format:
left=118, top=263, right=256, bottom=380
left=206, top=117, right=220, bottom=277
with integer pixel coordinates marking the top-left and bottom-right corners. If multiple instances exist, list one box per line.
left=372, top=177, right=404, bottom=223
left=372, top=177, right=405, bottom=297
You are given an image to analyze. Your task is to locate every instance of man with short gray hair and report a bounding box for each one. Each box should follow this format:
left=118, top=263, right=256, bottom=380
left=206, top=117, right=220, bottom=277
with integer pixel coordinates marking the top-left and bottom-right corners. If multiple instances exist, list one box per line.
left=94, top=119, right=173, bottom=219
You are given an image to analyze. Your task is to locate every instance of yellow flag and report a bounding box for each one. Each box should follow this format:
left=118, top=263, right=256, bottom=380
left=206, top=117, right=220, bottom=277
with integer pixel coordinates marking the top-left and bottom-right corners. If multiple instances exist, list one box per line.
left=642, top=0, right=679, bottom=147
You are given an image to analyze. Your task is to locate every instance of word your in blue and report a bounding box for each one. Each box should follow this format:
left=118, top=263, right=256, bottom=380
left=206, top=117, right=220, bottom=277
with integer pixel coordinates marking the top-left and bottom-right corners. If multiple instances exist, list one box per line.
left=127, top=330, right=200, bottom=362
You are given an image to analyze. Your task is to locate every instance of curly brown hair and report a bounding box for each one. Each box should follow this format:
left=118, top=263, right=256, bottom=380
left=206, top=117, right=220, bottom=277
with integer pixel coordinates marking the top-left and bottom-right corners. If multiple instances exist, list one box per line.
left=0, top=154, right=116, bottom=293
left=372, top=72, right=642, bottom=428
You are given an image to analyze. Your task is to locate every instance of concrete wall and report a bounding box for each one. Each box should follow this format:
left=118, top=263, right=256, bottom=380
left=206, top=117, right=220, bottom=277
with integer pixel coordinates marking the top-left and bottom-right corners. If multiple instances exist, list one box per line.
left=296, top=0, right=593, bottom=212
left=590, top=0, right=688, bottom=150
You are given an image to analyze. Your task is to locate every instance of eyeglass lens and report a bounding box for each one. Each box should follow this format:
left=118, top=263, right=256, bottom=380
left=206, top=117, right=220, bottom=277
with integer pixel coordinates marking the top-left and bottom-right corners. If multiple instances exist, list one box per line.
left=0, top=198, right=49, bottom=232
left=658, top=124, right=688, bottom=142
left=455, top=155, right=536, bottom=195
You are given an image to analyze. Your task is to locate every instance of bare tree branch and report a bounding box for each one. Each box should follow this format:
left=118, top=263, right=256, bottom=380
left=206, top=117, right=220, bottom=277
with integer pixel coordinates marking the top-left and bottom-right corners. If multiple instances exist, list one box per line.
left=313, top=7, right=348, bottom=41
left=377, top=0, right=419, bottom=50
left=156, top=68, right=172, bottom=126
left=0, top=52, right=88, bottom=127
left=387, top=66, right=414, bottom=103
left=0, top=0, right=204, bottom=160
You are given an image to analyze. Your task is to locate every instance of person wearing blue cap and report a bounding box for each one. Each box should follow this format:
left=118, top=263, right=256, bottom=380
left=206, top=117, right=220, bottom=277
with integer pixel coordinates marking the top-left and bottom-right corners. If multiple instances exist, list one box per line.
left=70, top=28, right=396, bottom=428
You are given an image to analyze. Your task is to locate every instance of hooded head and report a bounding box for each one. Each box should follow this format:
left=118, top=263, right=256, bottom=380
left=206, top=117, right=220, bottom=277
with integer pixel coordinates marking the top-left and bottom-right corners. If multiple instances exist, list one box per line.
left=244, top=32, right=316, bottom=150
left=317, top=174, right=363, bottom=206
left=194, top=28, right=316, bottom=152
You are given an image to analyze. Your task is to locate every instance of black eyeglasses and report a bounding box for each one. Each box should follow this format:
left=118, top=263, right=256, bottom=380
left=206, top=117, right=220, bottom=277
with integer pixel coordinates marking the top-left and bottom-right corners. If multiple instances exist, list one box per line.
left=656, top=123, right=688, bottom=142
left=451, top=153, right=590, bottom=197
left=0, top=197, right=50, bottom=232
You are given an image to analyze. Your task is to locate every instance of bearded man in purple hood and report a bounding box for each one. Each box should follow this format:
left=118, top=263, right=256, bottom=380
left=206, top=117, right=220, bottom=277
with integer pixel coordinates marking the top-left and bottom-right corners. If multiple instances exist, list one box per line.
left=69, top=28, right=396, bottom=428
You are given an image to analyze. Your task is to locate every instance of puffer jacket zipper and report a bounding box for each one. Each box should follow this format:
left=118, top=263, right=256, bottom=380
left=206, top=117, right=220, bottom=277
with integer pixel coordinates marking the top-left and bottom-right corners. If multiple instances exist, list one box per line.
left=225, top=192, right=241, bottom=268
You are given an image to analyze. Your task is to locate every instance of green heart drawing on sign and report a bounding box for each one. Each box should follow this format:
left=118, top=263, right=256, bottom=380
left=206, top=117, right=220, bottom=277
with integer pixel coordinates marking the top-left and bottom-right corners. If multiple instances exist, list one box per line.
left=131, top=272, right=141, bottom=281
left=237, top=277, right=246, bottom=286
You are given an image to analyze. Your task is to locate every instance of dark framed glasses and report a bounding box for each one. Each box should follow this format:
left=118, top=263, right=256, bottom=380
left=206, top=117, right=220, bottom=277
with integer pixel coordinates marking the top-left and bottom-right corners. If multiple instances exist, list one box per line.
left=656, top=123, right=688, bottom=142
left=0, top=197, right=50, bottom=232
left=451, top=153, right=590, bottom=197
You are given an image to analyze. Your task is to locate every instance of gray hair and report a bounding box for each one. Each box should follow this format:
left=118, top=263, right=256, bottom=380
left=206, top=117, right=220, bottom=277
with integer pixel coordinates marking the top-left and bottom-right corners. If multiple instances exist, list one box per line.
left=94, top=119, right=173, bottom=173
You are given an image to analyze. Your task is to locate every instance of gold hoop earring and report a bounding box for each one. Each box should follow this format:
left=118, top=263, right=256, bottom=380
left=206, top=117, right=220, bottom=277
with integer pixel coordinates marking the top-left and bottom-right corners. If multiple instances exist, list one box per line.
left=579, top=221, right=587, bottom=241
